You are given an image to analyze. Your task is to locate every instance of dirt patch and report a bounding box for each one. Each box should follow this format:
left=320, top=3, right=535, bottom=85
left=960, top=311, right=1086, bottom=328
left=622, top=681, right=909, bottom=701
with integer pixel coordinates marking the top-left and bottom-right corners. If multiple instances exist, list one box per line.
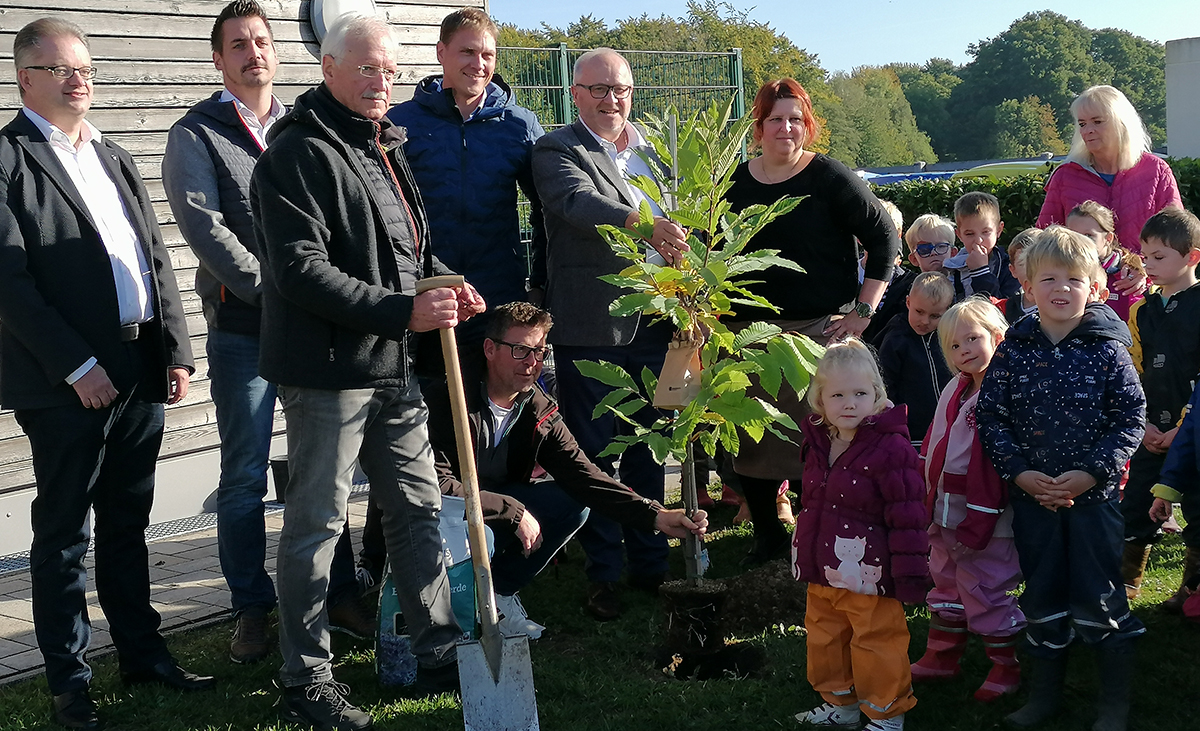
left=719, top=557, right=808, bottom=636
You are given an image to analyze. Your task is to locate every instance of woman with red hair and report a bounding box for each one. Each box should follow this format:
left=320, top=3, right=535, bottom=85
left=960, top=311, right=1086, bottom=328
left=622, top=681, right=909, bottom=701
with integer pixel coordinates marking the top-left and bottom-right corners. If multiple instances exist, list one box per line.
left=724, top=78, right=902, bottom=567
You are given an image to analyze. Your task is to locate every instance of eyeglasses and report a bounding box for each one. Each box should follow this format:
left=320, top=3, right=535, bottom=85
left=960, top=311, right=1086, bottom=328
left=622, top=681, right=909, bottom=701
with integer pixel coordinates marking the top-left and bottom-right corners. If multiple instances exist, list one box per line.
left=23, top=65, right=97, bottom=80
left=492, top=340, right=548, bottom=362
left=574, top=83, right=633, bottom=100
left=355, top=64, right=397, bottom=81
left=915, top=242, right=952, bottom=258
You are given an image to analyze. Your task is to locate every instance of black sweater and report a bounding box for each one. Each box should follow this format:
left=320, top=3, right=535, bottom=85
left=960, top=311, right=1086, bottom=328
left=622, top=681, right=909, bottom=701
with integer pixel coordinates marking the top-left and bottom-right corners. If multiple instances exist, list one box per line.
left=723, top=155, right=900, bottom=320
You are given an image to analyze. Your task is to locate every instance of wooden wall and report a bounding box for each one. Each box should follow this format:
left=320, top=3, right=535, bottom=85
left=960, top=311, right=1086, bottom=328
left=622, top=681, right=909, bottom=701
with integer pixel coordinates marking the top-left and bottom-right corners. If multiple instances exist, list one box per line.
left=0, top=0, right=483, bottom=496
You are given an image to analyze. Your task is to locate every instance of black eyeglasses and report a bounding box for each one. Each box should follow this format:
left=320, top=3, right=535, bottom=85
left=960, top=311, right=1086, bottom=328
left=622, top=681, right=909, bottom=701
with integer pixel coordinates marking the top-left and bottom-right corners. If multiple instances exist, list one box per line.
left=24, top=65, right=97, bottom=80
left=915, top=242, right=952, bottom=258
left=574, top=83, right=633, bottom=100
left=493, top=340, right=548, bottom=362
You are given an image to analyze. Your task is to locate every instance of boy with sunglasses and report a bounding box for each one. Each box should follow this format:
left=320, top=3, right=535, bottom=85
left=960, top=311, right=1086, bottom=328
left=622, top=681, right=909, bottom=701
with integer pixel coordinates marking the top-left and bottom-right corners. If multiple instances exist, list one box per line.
left=865, top=213, right=958, bottom=348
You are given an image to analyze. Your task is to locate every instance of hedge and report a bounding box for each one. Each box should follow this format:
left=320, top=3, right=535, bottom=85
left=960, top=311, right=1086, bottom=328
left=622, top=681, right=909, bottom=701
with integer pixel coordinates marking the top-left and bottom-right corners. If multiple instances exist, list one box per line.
left=872, top=157, right=1200, bottom=249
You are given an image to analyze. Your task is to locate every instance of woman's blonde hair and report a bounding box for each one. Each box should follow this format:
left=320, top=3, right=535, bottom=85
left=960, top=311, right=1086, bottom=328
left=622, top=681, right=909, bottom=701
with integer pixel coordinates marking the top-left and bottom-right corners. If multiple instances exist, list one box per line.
left=807, top=338, right=888, bottom=423
left=937, top=297, right=1009, bottom=375
left=1066, top=85, right=1152, bottom=172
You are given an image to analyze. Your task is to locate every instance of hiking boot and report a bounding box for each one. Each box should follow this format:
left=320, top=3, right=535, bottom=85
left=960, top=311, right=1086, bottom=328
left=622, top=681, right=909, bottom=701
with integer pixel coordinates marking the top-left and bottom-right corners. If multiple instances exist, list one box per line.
left=412, top=661, right=461, bottom=697
left=279, top=680, right=372, bottom=731
left=328, top=596, right=375, bottom=640
left=1005, top=653, right=1067, bottom=728
left=1162, top=547, right=1199, bottom=613
left=52, top=688, right=103, bottom=730
left=794, top=701, right=861, bottom=728
left=975, top=635, right=1021, bottom=702
left=1120, top=542, right=1151, bottom=600
left=585, top=582, right=621, bottom=620
left=911, top=617, right=968, bottom=681
left=230, top=608, right=270, bottom=664
left=496, top=593, right=545, bottom=640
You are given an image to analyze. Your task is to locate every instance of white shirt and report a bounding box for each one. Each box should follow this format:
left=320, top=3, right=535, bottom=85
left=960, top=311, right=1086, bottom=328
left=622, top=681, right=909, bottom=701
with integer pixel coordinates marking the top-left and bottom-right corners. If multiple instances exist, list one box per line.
left=580, top=120, right=668, bottom=264
left=22, top=108, right=155, bottom=383
left=486, top=398, right=516, bottom=448
left=219, top=89, right=285, bottom=150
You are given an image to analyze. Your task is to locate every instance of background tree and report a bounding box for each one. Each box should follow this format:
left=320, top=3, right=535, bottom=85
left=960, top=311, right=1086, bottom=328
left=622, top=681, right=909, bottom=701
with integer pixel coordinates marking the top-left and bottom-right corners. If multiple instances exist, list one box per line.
left=990, top=96, right=1068, bottom=158
left=890, top=59, right=962, bottom=160
left=831, top=67, right=937, bottom=167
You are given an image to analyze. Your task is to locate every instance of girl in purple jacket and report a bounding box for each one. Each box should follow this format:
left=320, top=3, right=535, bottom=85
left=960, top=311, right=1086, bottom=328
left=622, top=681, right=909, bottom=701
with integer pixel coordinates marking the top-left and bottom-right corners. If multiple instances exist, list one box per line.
left=792, top=339, right=930, bottom=731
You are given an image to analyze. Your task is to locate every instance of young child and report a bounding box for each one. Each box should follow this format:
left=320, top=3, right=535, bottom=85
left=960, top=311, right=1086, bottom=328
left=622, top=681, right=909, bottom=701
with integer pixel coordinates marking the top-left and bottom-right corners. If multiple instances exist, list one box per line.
left=990, top=227, right=1041, bottom=324
left=1123, top=207, right=1200, bottom=604
left=865, top=214, right=958, bottom=347
left=1066, top=200, right=1146, bottom=320
left=1149, top=380, right=1200, bottom=612
left=913, top=297, right=1025, bottom=702
left=944, top=192, right=1021, bottom=302
left=878, top=272, right=954, bottom=449
left=976, top=226, right=1146, bottom=731
left=791, top=339, right=929, bottom=731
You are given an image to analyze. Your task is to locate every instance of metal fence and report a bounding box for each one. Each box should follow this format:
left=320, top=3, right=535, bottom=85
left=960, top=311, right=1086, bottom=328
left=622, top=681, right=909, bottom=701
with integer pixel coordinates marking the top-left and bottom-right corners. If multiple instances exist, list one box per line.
left=496, top=45, right=745, bottom=275
left=497, top=45, right=745, bottom=130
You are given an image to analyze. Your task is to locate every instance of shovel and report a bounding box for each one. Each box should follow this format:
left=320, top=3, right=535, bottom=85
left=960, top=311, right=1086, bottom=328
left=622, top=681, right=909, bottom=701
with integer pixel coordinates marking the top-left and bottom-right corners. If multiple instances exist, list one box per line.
left=415, top=276, right=540, bottom=731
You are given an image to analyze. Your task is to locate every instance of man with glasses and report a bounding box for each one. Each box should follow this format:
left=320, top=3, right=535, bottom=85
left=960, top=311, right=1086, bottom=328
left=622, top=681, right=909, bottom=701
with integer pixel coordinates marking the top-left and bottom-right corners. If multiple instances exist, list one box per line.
left=250, top=13, right=484, bottom=729
left=532, top=48, right=688, bottom=621
left=424, top=302, right=707, bottom=638
left=162, top=0, right=372, bottom=666
left=1, top=17, right=210, bottom=730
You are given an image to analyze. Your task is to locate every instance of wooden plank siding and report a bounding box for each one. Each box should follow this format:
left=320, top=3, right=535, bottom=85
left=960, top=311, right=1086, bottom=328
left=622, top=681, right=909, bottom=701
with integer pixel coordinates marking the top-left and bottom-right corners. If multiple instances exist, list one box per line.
left=0, top=0, right=483, bottom=495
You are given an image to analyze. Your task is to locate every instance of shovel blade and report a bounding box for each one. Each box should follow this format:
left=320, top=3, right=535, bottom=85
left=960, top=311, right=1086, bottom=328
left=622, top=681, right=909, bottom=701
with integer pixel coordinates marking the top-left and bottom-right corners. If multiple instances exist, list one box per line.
left=457, top=636, right=539, bottom=731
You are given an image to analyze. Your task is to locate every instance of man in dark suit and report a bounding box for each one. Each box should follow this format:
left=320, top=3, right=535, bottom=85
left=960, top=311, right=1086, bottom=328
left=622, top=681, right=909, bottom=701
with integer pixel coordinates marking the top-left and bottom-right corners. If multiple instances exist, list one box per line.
left=0, top=18, right=212, bottom=730
left=531, top=48, right=688, bottom=620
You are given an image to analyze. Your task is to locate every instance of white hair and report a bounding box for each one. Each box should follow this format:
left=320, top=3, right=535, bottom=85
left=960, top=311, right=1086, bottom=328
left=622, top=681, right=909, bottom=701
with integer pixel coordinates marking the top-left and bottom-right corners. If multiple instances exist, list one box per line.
left=1066, top=85, right=1152, bottom=171
left=320, top=13, right=400, bottom=63
left=572, top=47, right=630, bottom=83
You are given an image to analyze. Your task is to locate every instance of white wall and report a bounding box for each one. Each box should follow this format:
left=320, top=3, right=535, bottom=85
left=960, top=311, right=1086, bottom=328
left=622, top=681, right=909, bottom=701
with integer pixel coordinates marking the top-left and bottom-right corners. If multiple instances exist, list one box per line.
left=1167, top=37, right=1200, bottom=157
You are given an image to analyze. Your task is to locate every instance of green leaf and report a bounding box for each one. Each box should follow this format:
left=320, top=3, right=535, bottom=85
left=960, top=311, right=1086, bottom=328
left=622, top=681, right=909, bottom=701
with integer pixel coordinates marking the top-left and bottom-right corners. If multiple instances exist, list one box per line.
left=590, top=387, right=636, bottom=419
left=731, top=322, right=783, bottom=351
left=640, top=366, right=658, bottom=398
left=574, top=359, right=639, bottom=391
left=609, top=292, right=656, bottom=317
left=717, top=421, right=740, bottom=454
left=598, top=274, right=652, bottom=290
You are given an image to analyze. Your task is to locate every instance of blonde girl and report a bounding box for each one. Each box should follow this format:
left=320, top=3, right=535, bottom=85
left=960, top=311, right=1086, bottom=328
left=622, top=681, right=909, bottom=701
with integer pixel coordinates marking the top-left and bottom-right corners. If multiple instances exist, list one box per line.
left=792, top=339, right=929, bottom=731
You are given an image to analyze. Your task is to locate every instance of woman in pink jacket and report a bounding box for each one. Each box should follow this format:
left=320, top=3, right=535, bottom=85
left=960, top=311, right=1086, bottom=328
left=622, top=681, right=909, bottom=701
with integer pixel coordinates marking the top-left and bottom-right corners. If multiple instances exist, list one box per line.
left=1037, top=85, right=1181, bottom=256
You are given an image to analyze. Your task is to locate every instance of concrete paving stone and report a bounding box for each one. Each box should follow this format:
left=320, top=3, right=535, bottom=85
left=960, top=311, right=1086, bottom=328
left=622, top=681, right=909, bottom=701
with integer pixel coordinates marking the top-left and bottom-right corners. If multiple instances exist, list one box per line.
left=162, top=556, right=222, bottom=576
left=6, top=646, right=43, bottom=672
left=0, top=576, right=32, bottom=593
left=0, top=662, right=17, bottom=676
left=0, top=635, right=35, bottom=656
left=0, top=598, right=34, bottom=622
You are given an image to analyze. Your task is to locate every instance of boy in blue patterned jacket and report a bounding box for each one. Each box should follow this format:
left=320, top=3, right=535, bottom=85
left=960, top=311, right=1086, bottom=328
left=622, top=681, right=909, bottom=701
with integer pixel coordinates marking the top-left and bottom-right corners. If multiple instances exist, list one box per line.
left=976, top=226, right=1146, bottom=731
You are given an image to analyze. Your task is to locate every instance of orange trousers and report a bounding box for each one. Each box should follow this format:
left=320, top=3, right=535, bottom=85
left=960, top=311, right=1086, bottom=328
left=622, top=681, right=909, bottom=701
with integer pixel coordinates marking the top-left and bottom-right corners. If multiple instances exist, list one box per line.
left=805, top=584, right=917, bottom=721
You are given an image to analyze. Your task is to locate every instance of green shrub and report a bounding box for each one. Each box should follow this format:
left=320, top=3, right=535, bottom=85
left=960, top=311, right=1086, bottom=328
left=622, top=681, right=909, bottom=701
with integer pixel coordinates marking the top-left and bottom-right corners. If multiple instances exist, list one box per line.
left=872, top=157, right=1200, bottom=249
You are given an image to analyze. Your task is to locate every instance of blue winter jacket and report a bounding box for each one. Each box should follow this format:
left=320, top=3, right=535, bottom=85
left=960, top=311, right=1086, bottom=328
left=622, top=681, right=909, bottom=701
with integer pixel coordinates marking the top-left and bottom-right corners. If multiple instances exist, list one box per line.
left=386, top=75, right=546, bottom=310
left=976, top=303, right=1145, bottom=505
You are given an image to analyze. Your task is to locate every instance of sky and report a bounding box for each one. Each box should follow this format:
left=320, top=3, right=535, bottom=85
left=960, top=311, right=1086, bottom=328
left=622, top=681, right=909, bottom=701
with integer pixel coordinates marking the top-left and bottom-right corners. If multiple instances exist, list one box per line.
left=489, top=0, right=1200, bottom=73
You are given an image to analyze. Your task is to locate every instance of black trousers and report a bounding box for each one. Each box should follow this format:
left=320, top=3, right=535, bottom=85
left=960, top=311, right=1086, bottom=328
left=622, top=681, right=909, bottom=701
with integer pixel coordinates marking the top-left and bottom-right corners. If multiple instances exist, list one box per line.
left=15, top=346, right=172, bottom=694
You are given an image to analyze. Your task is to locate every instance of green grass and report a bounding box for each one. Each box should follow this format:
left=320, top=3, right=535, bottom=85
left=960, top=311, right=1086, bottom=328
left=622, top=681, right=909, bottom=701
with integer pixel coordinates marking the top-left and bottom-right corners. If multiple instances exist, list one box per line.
left=1, top=500, right=1198, bottom=731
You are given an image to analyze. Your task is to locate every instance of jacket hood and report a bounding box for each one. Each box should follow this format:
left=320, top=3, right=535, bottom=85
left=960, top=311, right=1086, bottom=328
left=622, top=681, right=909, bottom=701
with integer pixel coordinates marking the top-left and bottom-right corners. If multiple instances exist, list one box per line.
left=1007, top=301, right=1132, bottom=347
left=412, top=73, right=516, bottom=122
left=803, top=403, right=911, bottom=443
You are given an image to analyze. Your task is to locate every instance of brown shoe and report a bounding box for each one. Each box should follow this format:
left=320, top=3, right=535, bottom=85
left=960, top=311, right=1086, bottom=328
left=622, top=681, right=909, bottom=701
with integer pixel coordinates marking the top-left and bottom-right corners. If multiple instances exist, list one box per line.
left=230, top=609, right=270, bottom=664
left=585, top=582, right=621, bottom=621
left=328, top=596, right=376, bottom=640
left=1120, top=542, right=1151, bottom=600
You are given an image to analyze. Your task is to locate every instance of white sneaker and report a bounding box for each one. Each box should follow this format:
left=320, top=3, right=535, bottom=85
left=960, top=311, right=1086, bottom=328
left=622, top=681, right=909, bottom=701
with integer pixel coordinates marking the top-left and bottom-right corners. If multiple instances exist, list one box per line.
left=795, top=702, right=862, bottom=729
left=495, top=593, right=545, bottom=640
left=863, top=713, right=904, bottom=731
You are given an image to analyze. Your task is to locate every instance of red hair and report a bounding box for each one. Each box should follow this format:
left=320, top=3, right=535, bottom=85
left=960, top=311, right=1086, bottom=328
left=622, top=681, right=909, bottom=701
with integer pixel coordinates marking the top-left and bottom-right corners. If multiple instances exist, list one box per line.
left=751, top=78, right=821, bottom=149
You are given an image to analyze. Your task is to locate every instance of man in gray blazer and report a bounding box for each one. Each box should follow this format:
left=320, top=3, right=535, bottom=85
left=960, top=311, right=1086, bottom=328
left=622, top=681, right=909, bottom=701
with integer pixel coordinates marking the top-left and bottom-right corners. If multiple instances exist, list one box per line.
left=531, top=48, right=688, bottom=620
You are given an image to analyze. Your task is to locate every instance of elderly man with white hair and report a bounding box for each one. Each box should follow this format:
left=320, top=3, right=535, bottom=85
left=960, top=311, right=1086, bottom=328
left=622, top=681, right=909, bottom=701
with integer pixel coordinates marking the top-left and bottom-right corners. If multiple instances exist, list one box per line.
left=250, top=13, right=484, bottom=730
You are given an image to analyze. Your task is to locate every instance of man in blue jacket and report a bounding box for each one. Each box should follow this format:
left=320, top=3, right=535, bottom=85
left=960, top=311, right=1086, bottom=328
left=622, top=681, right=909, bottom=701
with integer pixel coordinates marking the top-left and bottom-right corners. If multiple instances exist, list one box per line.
left=385, top=7, right=545, bottom=345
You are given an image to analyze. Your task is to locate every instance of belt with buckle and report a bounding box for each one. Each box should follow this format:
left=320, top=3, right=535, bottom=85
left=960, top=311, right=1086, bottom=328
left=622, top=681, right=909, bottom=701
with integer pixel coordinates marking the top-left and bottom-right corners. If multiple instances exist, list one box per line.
left=119, top=323, right=141, bottom=342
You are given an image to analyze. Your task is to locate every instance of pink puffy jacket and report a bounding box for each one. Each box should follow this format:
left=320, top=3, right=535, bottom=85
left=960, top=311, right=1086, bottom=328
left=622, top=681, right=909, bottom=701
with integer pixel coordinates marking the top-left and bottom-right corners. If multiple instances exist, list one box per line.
left=1036, top=153, right=1181, bottom=254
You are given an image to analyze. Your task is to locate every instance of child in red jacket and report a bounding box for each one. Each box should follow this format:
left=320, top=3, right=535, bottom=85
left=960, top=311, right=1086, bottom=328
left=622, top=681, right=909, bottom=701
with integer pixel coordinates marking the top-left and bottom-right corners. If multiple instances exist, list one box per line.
left=792, top=339, right=930, bottom=731
left=913, top=297, right=1026, bottom=701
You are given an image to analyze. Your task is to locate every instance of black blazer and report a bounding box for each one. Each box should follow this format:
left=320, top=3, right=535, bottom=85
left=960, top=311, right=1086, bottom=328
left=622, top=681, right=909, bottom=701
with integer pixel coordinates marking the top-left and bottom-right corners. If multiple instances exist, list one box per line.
left=0, top=111, right=193, bottom=410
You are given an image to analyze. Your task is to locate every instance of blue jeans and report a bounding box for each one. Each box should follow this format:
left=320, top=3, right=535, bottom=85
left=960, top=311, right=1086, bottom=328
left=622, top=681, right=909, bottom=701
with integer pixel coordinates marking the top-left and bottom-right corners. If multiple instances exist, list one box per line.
left=555, top=332, right=669, bottom=583
left=488, top=481, right=590, bottom=596
left=1012, top=497, right=1145, bottom=658
left=17, top=383, right=172, bottom=694
left=207, top=328, right=357, bottom=614
left=275, top=382, right=460, bottom=687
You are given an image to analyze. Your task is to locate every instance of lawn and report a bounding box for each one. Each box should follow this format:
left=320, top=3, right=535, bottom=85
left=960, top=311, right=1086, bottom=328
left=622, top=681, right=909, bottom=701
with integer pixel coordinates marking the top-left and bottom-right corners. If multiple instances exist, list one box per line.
left=1, top=499, right=1197, bottom=731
